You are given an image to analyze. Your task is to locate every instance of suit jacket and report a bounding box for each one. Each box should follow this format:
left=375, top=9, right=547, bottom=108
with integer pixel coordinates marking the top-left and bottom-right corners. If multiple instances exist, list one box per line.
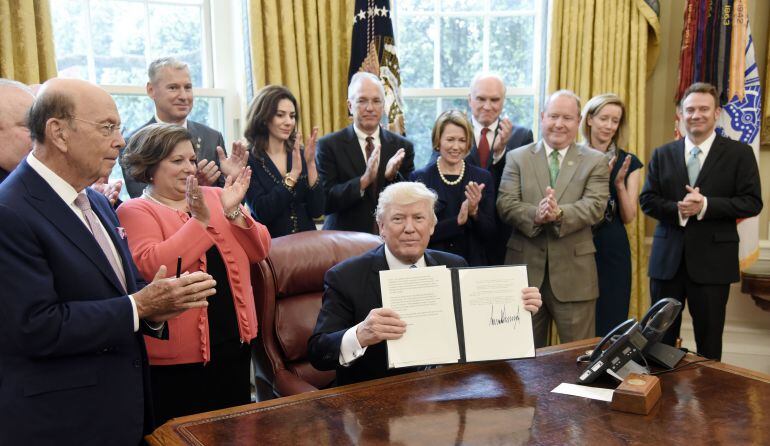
left=497, top=141, right=609, bottom=302
left=307, top=245, right=467, bottom=386
left=123, top=118, right=226, bottom=198
left=0, top=159, right=156, bottom=445
left=640, top=135, right=762, bottom=284
left=316, top=125, right=415, bottom=233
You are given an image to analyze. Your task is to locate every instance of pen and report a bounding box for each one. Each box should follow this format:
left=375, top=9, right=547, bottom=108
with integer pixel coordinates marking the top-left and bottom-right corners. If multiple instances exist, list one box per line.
left=176, top=256, right=182, bottom=278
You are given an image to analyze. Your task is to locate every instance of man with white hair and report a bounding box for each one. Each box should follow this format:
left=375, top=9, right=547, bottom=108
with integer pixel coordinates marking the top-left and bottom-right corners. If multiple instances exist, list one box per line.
left=497, top=90, right=608, bottom=348
left=0, top=79, right=35, bottom=183
left=309, top=181, right=542, bottom=386
left=316, top=72, right=415, bottom=234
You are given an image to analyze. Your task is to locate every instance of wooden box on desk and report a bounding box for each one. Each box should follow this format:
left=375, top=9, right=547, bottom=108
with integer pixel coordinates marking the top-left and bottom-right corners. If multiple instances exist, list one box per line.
left=610, top=373, right=661, bottom=415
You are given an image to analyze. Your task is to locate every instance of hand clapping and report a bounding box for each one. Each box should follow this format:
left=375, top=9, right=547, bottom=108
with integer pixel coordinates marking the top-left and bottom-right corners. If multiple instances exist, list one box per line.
left=186, top=175, right=210, bottom=227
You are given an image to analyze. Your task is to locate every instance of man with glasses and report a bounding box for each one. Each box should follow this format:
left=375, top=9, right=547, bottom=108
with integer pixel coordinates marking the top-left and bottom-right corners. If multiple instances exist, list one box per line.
left=0, top=79, right=34, bottom=184
left=316, top=72, right=415, bottom=233
left=497, top=90, right=609, bottom=348
left=0, top=78, right=217, bottom=444
left=122, top=57, right=246, bottom=198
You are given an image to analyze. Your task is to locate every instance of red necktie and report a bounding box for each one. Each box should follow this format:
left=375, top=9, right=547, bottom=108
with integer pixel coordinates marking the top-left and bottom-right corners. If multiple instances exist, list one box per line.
left=478, top=127, right=490, bottom=167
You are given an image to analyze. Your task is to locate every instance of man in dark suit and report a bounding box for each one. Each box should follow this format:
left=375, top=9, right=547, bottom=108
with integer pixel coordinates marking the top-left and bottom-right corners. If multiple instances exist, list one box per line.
left=0, top=78, right=217, bottom=444
left=308, top=181, right=542, bottom=386
left=316, top=72, right=415, bottom=233
left=428, top=73, right=534, bottom=264
left=0, top=79, right=34, bottom=184
left=640, top=82, right=762, bottom=360
left=122, top=57, right=245, bottom=198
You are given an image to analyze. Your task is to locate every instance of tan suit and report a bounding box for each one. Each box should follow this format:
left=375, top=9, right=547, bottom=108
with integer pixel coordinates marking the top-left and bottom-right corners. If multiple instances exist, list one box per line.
left=497, top=141, right=609, bottom=345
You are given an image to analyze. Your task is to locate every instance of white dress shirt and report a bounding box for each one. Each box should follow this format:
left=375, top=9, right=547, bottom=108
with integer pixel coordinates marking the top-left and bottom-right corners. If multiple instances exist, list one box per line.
left=26, top=153, right=140, bottom=332
left=471, top=116, right=504, bottom=164
left=543, top=141, right=569, bottom=170
left=679, top=131, right=714, bottom=226
left=353, top=124, right=381, bottom=162
left=338, top=245, right=427, bottom=366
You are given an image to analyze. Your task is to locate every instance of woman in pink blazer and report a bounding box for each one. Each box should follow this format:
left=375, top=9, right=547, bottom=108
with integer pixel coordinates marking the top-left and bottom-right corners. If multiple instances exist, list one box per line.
left=117, top=123, right=271, bottom=425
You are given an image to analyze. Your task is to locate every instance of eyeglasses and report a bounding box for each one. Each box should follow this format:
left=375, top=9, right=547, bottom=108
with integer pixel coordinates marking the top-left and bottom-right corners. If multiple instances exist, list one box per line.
left=70, top=117, right=123, bottom=137
left=355, top=98, right=384, bottom=108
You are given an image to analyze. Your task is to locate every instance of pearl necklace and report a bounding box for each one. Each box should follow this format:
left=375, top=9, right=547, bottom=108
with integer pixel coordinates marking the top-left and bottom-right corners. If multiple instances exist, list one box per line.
left=142, top=189, right=187, bottom=213
left=436, top=156, right=465, bottom=186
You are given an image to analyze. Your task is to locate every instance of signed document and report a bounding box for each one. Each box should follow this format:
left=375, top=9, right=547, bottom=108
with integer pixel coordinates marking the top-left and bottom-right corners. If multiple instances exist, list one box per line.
left=380, top=265, right=534, bottom=368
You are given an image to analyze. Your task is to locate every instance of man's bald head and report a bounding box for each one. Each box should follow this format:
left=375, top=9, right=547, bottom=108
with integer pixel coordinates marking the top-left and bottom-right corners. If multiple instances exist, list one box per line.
left=0, top=79, right=35, bottom=172
left=29, top=78, right=124, bottom=190
left=468, top=73, right=506, bottom=127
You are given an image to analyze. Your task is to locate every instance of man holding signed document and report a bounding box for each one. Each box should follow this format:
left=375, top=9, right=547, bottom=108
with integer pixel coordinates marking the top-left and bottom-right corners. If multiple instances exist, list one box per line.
left=308, top=182, right=542, bottom=386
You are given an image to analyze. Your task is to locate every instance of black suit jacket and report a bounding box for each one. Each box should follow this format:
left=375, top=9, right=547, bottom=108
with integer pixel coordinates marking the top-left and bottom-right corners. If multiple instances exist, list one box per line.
left=0, top=160, right=159, bottom=444
left=316, top=125, right=414, bottom=233
left=640, top=134, right=762, bottom=284
left=122, top=118, right=226, bottom=198
left=307, top=245, right=467, bottom=386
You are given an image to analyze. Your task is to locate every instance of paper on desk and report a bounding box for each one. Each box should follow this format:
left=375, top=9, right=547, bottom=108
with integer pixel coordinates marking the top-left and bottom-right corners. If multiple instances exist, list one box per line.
left=551, top=383, right=614, bottom=402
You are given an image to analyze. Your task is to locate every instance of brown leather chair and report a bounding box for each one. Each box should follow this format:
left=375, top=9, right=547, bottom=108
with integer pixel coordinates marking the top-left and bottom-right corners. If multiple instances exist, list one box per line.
left=251, top=230, right=381, bottom=399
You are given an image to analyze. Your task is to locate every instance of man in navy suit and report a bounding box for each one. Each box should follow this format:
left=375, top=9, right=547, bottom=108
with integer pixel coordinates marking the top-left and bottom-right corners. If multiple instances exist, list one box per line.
left=308, top=182, right=542, bottom=386
left=640, top=82, right=762, bottom=360
left=0, top=78, right=217, bottom=444
left=429, top=73, right=534, bottom=264
left=122, top=57, right=245, bottom=198
left=316, top=72, right=415, bottom=234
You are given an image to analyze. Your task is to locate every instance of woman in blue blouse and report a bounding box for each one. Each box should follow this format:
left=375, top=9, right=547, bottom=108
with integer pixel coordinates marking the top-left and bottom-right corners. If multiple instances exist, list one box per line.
left=410, top=110, right=495, bottom=266
left=243, top=85, right=324, bottom=237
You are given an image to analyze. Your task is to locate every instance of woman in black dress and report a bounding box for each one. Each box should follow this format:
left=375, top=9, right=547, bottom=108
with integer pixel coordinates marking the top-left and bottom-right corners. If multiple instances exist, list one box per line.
left=410, top=110, right=495, bottom=266
left=243, top=85, right=324, bottom=237
left=580, top=93, right=643, bottom=336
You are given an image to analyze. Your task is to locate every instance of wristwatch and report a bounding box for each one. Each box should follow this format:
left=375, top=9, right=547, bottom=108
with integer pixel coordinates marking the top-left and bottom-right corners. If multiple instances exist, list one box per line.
left=556, top=208, right=564, bottom=221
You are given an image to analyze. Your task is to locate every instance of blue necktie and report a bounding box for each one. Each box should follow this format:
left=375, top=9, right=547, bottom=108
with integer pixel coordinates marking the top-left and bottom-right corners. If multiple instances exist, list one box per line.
left=687, top=146, right=701, bottom=186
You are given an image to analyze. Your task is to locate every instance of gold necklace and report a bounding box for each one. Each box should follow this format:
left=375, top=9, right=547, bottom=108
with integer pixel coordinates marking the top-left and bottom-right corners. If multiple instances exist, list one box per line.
left=436, top=156, right=465, bottom=186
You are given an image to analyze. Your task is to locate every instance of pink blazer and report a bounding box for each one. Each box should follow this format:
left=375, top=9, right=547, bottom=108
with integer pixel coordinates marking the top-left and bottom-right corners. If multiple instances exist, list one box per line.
left=117, top=187, right=271, bottom=365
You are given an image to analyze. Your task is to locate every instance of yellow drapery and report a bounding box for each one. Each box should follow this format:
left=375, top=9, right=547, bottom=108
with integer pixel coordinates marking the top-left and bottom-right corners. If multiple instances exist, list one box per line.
left=247, top=0, right=355, bottom=138
left=548, top=0, right=661, bottom=328
left=0, top=0, right=57, bottom=83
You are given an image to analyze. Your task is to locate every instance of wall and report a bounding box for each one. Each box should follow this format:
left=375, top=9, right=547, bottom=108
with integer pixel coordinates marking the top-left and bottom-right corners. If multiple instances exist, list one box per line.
left=645, top=0, right=770, bottom=374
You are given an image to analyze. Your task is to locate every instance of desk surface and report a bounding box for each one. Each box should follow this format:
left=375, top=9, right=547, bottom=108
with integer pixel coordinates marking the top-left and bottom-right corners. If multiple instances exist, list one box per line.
left=147, top=339, right=770, bottom=445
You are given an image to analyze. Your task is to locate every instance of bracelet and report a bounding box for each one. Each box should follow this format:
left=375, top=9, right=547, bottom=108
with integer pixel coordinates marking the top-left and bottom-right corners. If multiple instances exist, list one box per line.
left=224, top=207, right=242, bottom=220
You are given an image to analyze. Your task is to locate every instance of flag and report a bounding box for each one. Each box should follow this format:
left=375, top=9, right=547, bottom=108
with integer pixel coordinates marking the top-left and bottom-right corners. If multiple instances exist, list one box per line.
left=349, top=0, right=405, bottom=134
left=676, top=0, right=761, bottom=270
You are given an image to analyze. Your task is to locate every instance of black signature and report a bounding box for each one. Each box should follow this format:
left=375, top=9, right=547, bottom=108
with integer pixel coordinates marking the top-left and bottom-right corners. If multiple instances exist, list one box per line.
left=489, top=304, right=520, bottom=327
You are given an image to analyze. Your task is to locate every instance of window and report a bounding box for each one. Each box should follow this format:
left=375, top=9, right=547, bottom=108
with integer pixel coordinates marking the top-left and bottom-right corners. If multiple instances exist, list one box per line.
left=393, top=0, right=547, bottom=168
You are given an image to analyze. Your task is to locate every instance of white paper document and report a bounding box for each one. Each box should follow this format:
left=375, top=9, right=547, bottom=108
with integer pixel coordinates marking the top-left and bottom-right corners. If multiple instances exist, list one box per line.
left=458, top=266, right=534, bottom=362
left=380, top=266, right=460, bottom=368
left=551, top=383, right=615, bottom=402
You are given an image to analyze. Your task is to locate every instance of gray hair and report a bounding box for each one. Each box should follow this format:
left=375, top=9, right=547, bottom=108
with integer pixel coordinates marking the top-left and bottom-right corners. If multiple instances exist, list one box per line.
left=348, top=72, right=385, bottom=101
left=543, top=89, right=582, bottom=115
left=0, top=78, right=33, bottom=94
left=148, top=57, right=189, bottom=83
left=375, top=182, right=438, bottom=225
left=469, top=72, right=506, bottom=98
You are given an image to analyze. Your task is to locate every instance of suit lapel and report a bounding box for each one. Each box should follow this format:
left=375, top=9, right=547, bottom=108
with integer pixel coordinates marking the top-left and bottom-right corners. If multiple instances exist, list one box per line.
left=343, top=125, right=367, bottom=178
left=87, top=189, right=133, bottom=293
left=554, top=144, right=581, bottom=202
left=670, top=139, right=689, bottom=187
left=20, top=162, right=126, bottom=294
left=368, top=245, right=389, bottom=308
left=187, top=121, right=206, bottom=158
left=696, top=135, right=728, bottom=186
left=529, top=142, right=551, bottom=197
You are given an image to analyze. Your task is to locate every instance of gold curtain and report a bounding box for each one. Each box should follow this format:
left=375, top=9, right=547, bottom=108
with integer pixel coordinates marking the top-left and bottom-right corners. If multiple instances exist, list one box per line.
left=0, top=0, right=57, bottom=83
left=548, top=0, right=661, bottom=323
left=248, top=0, right=355, bottom=138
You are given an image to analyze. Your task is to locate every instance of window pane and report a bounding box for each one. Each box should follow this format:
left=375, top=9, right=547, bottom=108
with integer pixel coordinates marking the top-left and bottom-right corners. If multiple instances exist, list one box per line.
left=439, top=97, right=468, bottom=113
left=491, top=0, right=536, bottom=11
left=403, top=98, right=438, bottom=169
left=397, top=16, right=436, bottom=89
left=51, top=0, right=90, bottom=79
left=440, top=17, right=482, bottom=88
left=489, top=16, right=534, bottom=88
left=439, top=0, right=483, bottom=13
left=148, top=4, right=204, bottom=86
left=504, top=96, right=536, bottom=134
left=396, top=0, right=433, bottom=12
left=91, top=1, right=147, bottom=85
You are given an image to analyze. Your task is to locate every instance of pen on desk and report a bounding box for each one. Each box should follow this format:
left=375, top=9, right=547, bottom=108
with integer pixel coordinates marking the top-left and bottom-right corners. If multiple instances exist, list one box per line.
left=176, top=256, right=182, bottom=278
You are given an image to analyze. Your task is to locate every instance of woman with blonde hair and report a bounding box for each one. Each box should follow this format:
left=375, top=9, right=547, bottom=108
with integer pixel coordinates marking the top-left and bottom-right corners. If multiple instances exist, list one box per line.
left=580, top=93, right=643, bottom=336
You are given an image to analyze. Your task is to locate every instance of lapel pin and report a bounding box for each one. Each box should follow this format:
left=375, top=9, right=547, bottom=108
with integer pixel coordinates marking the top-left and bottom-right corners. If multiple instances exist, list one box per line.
left=568, top=161, right=574, bottom=166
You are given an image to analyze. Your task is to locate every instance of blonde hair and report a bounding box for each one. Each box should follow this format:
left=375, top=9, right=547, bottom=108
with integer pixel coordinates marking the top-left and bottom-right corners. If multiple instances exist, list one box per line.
left=579, top=93, right=626, bottom=148
left=431, top=110, right=473, bottom=154
left=375, top=182, right=438, bottom=225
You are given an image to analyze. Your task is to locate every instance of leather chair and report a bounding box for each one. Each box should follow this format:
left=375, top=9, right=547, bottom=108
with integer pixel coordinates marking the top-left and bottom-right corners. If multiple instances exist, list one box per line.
left=251, top=230, right=381, bottom=400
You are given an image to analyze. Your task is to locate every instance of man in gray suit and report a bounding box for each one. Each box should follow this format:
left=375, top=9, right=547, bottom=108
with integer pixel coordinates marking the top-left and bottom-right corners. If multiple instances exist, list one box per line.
left=497, top=90, right=609, bottom=347
left=122, top=57, right=245, bottom=198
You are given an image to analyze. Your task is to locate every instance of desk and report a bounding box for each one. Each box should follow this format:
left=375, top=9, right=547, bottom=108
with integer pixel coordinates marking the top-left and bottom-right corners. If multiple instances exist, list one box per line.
left=147, top=339, right=770, bottom=445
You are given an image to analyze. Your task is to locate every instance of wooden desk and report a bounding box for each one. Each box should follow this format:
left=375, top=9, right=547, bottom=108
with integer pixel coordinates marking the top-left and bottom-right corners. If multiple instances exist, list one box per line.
left=147, top=339, right=770, bottom=445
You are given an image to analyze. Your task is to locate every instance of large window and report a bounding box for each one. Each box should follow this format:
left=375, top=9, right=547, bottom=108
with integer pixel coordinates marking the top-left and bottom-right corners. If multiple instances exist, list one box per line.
left=394, top=0, right=547, bottom=168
